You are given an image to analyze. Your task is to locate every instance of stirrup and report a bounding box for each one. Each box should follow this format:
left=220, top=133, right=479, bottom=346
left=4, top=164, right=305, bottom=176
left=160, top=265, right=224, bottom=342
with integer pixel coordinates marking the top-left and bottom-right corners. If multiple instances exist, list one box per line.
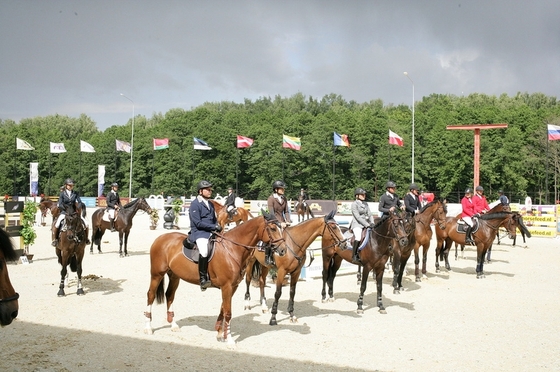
left=51, top=240, right=58, bottom=247
left=200, top=279, right=211, bottom=291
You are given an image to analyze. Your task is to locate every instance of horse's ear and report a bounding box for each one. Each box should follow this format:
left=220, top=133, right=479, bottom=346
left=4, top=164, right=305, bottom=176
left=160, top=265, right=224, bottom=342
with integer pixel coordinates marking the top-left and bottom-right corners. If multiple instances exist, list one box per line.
left=325, top=210, right=336, bottom=221
left=261, top=209, right=270, bottom=220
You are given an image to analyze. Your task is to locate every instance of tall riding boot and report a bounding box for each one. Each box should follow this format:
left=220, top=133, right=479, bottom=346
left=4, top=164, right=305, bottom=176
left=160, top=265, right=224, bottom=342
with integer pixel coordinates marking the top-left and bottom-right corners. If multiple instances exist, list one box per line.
left=110, top=218, right=116, bottom=232
left=198, top=256, right=211, bottom=291
left=227, top=210, right=233, bottom=220
left=265, top=244, right=274, bottom=266
left=51, top=226, right=59, bottom=247
left=351, top=241, right=361, bottom=264
left=465, top=226, right=474, bottom=245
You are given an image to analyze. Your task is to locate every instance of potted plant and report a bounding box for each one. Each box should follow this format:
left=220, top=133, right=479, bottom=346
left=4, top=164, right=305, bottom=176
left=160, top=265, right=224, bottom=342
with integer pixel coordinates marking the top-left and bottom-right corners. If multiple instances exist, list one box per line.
left=149, top=209, right=159, bottom=230
left=21, top=200, right=38, bottom=259
left=171, top=198, right=183, bottom=227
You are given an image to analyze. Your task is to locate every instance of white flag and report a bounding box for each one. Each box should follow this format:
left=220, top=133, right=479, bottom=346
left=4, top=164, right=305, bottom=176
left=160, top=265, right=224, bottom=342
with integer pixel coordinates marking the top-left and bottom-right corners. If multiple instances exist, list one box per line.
left=116, top=139, right=131, bottom=153
left=80, top=140, right=95, bottom=153
left=50, top=142, right=67, bottom=153
left=16, top=137, right=34, bottom=150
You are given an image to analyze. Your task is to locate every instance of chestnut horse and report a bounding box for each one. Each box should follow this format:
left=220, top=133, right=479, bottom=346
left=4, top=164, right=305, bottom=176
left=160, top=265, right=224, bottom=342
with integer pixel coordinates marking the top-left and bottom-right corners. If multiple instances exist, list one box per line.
left=55, top=202, right=88, bottom=296
left=144, top=212, right=287, bottom=347
left=321, top=211, right=413, bottom=313
left=243, top=210, right=345, bottom=325
left=209, top=200, right=253, bottom=230
left=90, top=197, right=152, bottom=257
left=435, top=212, right=529, bottom=278
left=295, top=196, right=314, bottom=222
left=39, top=199, right=59, bottom=226
left=0, top=227, right=19, bottom=326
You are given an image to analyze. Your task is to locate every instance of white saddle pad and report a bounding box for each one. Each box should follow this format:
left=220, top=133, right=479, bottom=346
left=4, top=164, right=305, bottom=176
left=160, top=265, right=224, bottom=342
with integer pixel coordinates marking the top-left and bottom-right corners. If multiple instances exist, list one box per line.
left=102, top=210, right=111, bottom=222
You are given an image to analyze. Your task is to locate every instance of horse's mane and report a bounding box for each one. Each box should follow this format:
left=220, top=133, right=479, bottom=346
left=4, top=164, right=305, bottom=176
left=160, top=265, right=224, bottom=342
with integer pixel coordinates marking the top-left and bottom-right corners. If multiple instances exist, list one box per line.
left=373, top=214, right=391, bottom=229
left=0, top=227, right=19, bottom=261
left=479, top=211, right=511, bottom=220
left=123, top=198, right=140, bottom=209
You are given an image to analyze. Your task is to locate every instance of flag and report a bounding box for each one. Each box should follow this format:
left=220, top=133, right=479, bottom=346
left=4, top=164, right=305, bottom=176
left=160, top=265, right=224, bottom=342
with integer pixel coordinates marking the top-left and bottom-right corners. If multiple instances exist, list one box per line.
left=116, top=139, right=131, bottom=153
left=98, top=165, right=105, bottom=197
left=334, top=132, right=350, bottom=147
left=389, top=130, right=404, bottom=147
left=194, top=137, right=212, bottom=150
left=153, top=138, right=169, bottom=150
left=282, top=134, right=301, bottom=150
left=30, top=162, right=39, bottom=196
left=16, top=137, right=34, bottom=150
left=237, top=135, right=254, bottom=149
left=50, top=142, right=67, bottom=153
left=548, top=124, right=560, bottom=141
left=80, top=140, right=95, bottom=153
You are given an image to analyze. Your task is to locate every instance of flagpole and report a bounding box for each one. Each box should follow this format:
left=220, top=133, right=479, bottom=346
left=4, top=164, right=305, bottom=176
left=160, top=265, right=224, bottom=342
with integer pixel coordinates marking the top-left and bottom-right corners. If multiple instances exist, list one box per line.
left=236, top=148, right=239, bottom=195
left=388, top=144, right=391, bottom=180
left=79, top=151, right=82, bottom=195
left=151, top=150, right=156, bottom=195
left=13, top=143, right=16, bottom=196
left=332, top=145, right=336, bottom=201
left=120, top=94, right=134, bottom=199
left=546, top=131, right=549, bottom=204
left=48, top=153, right=52, bottom=197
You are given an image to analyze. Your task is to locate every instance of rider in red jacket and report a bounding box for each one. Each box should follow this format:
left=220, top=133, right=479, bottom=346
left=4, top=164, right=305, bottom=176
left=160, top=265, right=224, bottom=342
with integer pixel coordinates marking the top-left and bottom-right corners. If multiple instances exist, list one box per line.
left=472, top=185, right=490, bottom=214
left=461, top=188, right=476, bottom=245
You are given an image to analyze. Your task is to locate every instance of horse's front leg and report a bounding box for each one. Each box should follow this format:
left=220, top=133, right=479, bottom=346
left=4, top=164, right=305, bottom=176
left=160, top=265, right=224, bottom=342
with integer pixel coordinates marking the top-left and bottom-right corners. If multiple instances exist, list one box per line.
left=259, top=266, right=269, bottom=313
left=243, top=263, right=252, bottom=310
left=413, top=246, right=422, bottom=282
left=476, top=247, right=486, bottom=279
left=118, top=232, right=124, bottom=257
left=123, top=232, right=130, bottom=257
left=321, top=256, right=330, bottom=302
left=216, top=287, right=235, bottom=348
left=443, top=246, right=451, bottom=271
left=269, top=268, right=286, bottom=326
left=58, top=263, right=68, bottom=297
left=287, top=269, right=301, bottom=323
left=485, top=244, right=492, bottom=263
left=356, top=266, right=369, bottom=314
left=76, top=252, right=85, bottom=296
left=391, top=250, right=402, bottom=294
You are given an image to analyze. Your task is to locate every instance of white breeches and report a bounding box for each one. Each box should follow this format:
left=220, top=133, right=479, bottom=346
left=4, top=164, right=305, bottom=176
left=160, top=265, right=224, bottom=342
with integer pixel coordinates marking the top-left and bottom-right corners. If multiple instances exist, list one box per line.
left=196, top=237, right=209, bottom=257
left=108, top=209, right=116, bottom=219
left=352, top=226, right=364, bottom=240
left=226, top=205, right=234, bottom=212
left=55, top=214, right=89, bottom=228
left=462, top=216, right=473, bottom=227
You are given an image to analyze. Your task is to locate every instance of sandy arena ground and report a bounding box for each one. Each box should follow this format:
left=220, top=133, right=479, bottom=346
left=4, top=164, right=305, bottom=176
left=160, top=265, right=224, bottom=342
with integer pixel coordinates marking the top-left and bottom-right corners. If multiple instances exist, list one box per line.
left=1, top=209, right=559, bottom=371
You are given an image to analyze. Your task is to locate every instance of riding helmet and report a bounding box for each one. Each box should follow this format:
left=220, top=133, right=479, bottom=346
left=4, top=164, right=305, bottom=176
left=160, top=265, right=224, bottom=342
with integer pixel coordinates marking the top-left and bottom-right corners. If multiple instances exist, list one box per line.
left=465, top=188, right=473, bottom=194
left=111, top=182, right=119, bottom=188
left=354, top=187, right=366, bottom=196
left=197, top=180, right=213, bottom=191
left=475, top=186, right=484, bottom=192
left=498, top=189, right=504, bottom=194
left=64, top=178, right=74, bottom=185
left=385, top=181, right=396, bottom=189
left=409, top=183, right=419, bottom=191
left=272, top=180, right=286, bottom=190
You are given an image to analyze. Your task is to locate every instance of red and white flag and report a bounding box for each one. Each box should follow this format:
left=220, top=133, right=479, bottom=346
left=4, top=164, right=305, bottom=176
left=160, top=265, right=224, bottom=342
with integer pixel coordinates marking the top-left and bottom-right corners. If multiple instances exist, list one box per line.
left=237, top=135, right=254, bottom=148
left=389, top=130, right=404, bottom=147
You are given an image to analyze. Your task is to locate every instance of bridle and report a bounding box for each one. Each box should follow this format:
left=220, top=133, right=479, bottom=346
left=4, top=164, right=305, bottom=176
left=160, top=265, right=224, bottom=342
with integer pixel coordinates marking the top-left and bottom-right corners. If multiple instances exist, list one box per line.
left=321, top=220, right=346, bottom=250
left=0, top=259, right=19, bottom=304
left=371, top=213, right=410, bottom=241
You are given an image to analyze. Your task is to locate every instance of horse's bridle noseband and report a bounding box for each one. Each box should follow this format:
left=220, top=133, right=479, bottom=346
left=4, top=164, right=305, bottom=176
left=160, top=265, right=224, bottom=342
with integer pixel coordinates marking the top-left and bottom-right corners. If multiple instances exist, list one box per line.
left=0, top=292, right=20, bottom=304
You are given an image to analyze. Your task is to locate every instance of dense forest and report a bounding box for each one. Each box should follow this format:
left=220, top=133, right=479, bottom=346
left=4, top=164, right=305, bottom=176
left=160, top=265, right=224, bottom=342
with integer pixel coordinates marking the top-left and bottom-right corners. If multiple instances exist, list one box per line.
left=1, top=92, right=560, bottom=204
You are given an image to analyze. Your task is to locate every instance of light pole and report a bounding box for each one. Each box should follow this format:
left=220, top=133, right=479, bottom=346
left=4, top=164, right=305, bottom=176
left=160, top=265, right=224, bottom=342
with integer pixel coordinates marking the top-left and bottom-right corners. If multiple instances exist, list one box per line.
left=120, top=93, right=134, bottom=199
left=403, top=72, right=415, bottom=183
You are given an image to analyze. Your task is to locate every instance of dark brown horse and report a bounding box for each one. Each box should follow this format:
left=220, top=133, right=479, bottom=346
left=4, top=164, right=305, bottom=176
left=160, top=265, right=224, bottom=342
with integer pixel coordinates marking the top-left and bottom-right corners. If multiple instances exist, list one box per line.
left=209, top=199, right=253, bottom=230
left=144, top=212, right=287, bottom=347
left=90, top=197, right=152, bottom=257
left=0, top=227, right=19, bottom=326
left=321, top=211, right=412, bottom=313
left=243, top=210, right=345, bottom=325
left=295, top=196, right=314, bottom=222
left=435, top=212, right=529, bottom=278
left=56, top=202, right=87, bottom=296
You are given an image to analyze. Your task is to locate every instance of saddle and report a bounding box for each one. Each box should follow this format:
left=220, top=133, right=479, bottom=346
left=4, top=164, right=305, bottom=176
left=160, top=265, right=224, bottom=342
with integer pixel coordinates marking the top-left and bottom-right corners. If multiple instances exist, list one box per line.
left=456, top=218, right=479, bottom=234
left=345, top=228, right=370, bottom=251
left=182, top=235, right=216, bottom=263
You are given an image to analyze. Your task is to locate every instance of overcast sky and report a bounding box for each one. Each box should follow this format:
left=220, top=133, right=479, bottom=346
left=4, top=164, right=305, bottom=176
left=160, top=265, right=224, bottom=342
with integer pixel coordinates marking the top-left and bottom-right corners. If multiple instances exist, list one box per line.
left=1, top=1, right=559, bottom=131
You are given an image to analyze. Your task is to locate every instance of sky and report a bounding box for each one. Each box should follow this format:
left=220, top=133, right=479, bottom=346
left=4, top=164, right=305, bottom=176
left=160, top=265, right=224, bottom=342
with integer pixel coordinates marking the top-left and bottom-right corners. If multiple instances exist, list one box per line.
left=1, top=0, right=559, bottom=131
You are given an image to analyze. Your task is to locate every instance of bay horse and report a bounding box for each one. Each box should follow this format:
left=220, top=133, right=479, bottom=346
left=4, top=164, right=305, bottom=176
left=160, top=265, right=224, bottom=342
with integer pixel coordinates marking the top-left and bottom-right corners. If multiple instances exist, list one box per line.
left=144, top=212, right=287, bottom=347
left=321, top=211, right=412, bottom=313
left=295, top=196, right=314, bottom=222
left=90, top=197, right=152, bottom=257
left=55, top=202, right=87, bottom=296
left=243, top=210, right=345, bottom=325
left=435, top=212, right=529, bottom=278
left=209, top=200, right=253, bottom=230
left=0, top=227, right=19, bottom=326
left=39, top=199, right=59, bottom=226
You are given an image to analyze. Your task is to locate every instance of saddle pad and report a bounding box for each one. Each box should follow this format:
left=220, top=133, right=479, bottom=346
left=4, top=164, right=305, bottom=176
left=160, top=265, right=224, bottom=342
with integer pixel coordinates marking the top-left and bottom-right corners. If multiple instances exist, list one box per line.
left=102, top=211, right=111, bottom=222
left=456, top=219, right=479, bottom=234
left=182, top=240, right=216, bottom=263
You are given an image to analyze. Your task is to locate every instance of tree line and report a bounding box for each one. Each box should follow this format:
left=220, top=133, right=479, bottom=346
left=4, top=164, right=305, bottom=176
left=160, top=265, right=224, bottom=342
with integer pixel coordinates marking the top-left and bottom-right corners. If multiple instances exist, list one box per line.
left=1, top=92, right=559, bottom=204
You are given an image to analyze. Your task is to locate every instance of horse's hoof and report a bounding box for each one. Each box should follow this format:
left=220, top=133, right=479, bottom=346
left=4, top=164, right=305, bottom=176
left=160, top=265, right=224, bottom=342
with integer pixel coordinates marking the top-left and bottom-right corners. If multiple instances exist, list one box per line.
left=77, top=289, right=85, bottom=296
left=144, top=328, right=153, bottom=335
left=98, top=250, right=103, bottom=254
left=393, top=289, right=400, bottom=295
left=119, top=254, right=124, bottom=258
left=321, top=298, right=327, bottom=303
left=435, top=268, right=441, bottom=273
left=57, top=291, right=65, bottom=297
left=171, top=325, right=181, bottom=332
left=89, top=250, right=93, bottom=255
left=356, top=309, right=364, bottom=315
left=415, top=277, right=422, bottom=283
left=328, top=297, right=335, bottom=303
left=269, top=319, right=278, bottom=326
left=356, top=280, right=361, bottom=285
left=125, top=253, right=130, bottom=257
left=379, top=309, right=387, bottom=314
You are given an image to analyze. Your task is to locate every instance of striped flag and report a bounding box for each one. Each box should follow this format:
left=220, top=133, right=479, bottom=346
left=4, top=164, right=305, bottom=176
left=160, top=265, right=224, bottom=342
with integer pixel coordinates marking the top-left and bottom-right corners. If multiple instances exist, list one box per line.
left=334, top=132, right=350, bottom=147
left=116, top=139, right=131, bottom=153
left=16, top=138, right=34, bottom=150
left=389, top=130, right=404, bottom=147
left=282, top=134, right=301, bottom=151
left=194, top=137, right=212, bottom=150
left=237, top=135, right=254, bottom=148
left=50, top=142, right=67, bottom=153
left=547, top=124, right=560, bottom=141
left=153, top=138, right=169, bottom=150
left=80, top=140, right=95, bottom=153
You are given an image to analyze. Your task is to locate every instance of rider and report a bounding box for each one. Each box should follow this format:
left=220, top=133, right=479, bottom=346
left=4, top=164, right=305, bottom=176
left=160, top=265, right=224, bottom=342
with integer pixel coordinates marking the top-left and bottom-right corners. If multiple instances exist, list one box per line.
left=473, top=185, right=490, bottom=215
left=107, top=182, right=122, bottom=232
left=51, top=178, right=90, bottom=247
left=189, top=180, right=222, bottom=291
left=224, top=187, right=237, bottom=220
left=461, top=188, right=476, bottom=245
left=266, top=180, right=291, bottom=265
left=498, top=189, right=509, bottom=208
left=404, top=183, right=421, bottom=215
left=295, top=188, right=309, bottom=209
left=349, top=187, right=374, bottom=264
left=378, top=181, right=404, bottom=217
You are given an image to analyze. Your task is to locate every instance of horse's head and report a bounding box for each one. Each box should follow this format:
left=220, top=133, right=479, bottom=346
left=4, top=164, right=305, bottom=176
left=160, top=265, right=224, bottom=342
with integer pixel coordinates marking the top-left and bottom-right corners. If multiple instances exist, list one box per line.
left=260, top=210, right=287, bottom=257
left=62, top=203, right=84, bottom=242
left=138, top=198, right=153, bottom=214
left=0, top=228, right=19, bottom=326
left=431, top=199, right=447, bottom=230
left=388, top=211, right=412, bottom=248
left=322, top=210, right=346, bottom=250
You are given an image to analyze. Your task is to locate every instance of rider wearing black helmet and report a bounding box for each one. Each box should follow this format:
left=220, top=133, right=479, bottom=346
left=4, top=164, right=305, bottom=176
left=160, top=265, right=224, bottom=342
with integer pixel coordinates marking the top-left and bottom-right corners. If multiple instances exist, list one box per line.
left=52, top=178, right=90, bottom=247
left=107, top=182, right=122, bottom=232
left=461, top=187, right=476, bottom=245
left=349, top=187, right=374, bottom=264
left=189, top=180, right=222, bottom=291
left=266, top=180, right=291, bottom=265
left=378, top=181, right=404, bottom=217
left=224, top=187, right=237, bottom=220
left=404, top=183, right=421, bottom=215
left=498, top=189, right=509, bottom=207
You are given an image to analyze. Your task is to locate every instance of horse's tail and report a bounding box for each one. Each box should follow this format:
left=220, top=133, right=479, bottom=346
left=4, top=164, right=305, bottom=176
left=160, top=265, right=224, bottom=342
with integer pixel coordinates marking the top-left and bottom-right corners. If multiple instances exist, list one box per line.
left=309, top=206, right=315, bottom=218
left=251, top=260, right=262, bottom=281
left=93, top=227, right=103, bottom=246
left=156, top=277, right=165, bottom=304
left=70, top=255, right=78, bottom=272
left=81, top=202, right=87, bottom=218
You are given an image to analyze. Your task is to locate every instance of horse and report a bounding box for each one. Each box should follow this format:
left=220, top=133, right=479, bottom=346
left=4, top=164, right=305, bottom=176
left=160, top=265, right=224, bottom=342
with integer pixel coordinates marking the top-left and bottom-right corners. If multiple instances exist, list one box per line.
left=0, top=227, right=19, bottom=326
left=39, top=199, right=59, bottom=226
left=243, top=210, right=345, bottom=325
left=210, top=199, right=254, bottom=230
left=90, top=197, right=152, bottom=257
left=435, top=212, right=530, bottom=278
left=321, top=211, right=412, bottom=313
left=144, top=211, right=287, bottom=347
left=295, top=196, right=314, bottom=222
left=55, top=202, right=88, bottom=296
